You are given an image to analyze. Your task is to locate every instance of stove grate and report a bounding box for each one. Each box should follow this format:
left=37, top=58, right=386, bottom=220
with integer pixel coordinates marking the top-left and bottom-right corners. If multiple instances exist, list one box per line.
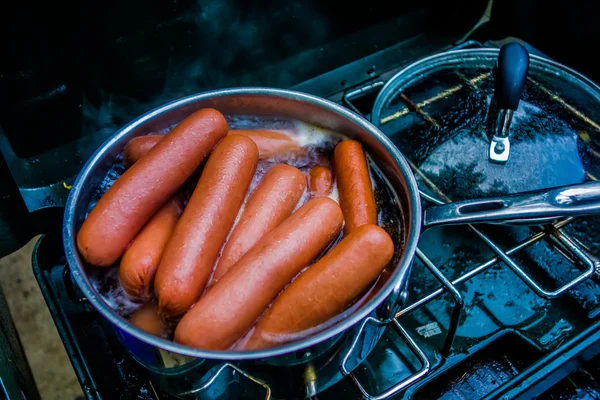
left=336, top=43, right=600, bottom=399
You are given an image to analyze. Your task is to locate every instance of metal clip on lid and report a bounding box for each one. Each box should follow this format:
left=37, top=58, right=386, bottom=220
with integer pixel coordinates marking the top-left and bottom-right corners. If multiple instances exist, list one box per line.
left=489, top=42, right=530, bottom=163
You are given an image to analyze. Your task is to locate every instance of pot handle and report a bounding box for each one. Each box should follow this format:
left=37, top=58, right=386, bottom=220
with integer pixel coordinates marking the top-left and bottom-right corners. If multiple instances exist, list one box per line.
left=495, top=42, right=529, bottom=111
left=489, top=42, right=529, bottom=163
left=376, top=280, right=408, bottom=323
left=423, top=180, right=600, bottom=229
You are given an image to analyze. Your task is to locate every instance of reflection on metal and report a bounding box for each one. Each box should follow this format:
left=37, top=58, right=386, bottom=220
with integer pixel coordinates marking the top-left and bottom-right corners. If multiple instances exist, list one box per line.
left=342, top=80, right=385, bottom=116
left=182, top=363, right=272, bottom=399
left=578, top=131, right=600, bottom=178
left=379, top=72, right=492, bottom=125
left=398, top=93, right=440, bottom=127
left=304, top=363, right=318, bottom=398
left=342, top=317, right=430, bottom=400
left=456, top=71, right=481, bottom=90
left=345, top=80, right=385, bottom=99
left=149, top=381, right=161, bottom=400
left=415, top=249, right=463, bottom=356
left=406, top=158, right=452, bottom=203
left=528, top=77, right=600, bottom=132
left=489, top=109, right=514, bottom=163
left=422, top=181, right=600, bottom=228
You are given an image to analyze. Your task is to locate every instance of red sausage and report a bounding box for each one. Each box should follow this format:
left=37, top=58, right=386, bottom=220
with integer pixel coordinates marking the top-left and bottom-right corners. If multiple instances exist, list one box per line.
left=122, top=130, right=299, bottom=165
left=123, top=135, right=163, bottom=167
left=130, top=301, right=165, bottom=337
left=333, top=140, right=377, bottom=235
left=77, top=108, right=228, bottom=266
left=309, top=166, right=333, bottom=197
left=232, top=130, right=300, bottom=158
left=208, top=164, right=306, bottom=287
left=174, top=197, right=343, bottom=350
left=243, top=224, right=393, bottom=350
left=155, top=135, right=258, bottom=318
left=119, top=196, right=183, bottom=300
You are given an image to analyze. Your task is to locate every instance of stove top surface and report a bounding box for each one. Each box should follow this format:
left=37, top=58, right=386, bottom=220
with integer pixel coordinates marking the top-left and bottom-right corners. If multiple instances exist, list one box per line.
left=30, top=38, right=600, bottom=400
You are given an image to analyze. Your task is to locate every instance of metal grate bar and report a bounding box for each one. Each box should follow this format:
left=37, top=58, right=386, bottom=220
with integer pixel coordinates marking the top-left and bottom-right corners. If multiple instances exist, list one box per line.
left=415, top=248, right=463, bottom=356
left=342, top=80, right=384, bottom=116
left=397, top=217, right=576, bottom=318
left=379, top=72, right=491, bottom=125
left=180, top=363, right=272, bottom=399
left=527, top=77, right=600, bottom=132
left=472, top=222, right=594, bottom=299
left=414, top=163, right=593, bottom=299
left=343, top=318, right=431, bottom=400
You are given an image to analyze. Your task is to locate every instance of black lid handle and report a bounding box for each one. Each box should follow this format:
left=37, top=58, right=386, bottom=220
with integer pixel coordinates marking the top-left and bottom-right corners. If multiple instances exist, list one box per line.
left=495, top=42, right=530, bottom=110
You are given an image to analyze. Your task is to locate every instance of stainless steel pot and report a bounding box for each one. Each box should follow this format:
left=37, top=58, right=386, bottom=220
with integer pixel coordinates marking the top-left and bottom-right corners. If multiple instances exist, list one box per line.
left=63, top=88, right=600, bottom=399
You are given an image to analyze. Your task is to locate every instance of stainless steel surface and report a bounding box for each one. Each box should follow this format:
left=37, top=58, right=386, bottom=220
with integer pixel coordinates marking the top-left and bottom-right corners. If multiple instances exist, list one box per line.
left=179, top=363, right=272, bottom=399
left=422, top=181, right=600, bottom=228
left=342, top=80, right=384, bottom=116
left=489, top=108, right=514, bottom=163
left=62, top=87, right=422, bottom=399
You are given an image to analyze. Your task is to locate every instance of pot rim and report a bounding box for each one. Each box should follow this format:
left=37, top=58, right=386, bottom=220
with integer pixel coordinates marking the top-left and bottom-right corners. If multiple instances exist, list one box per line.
left=62, top=87, right=422, bottom=361
left=372, top=47, right=600, bottom=126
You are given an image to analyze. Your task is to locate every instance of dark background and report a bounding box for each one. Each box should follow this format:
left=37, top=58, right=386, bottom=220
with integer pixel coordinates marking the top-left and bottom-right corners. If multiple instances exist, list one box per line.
left=0, top=0, right=599, bottom=257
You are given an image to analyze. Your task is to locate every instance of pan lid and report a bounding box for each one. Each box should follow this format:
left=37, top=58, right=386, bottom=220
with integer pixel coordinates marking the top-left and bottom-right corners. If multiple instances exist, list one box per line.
left=372, top=43, right=600, bottom=202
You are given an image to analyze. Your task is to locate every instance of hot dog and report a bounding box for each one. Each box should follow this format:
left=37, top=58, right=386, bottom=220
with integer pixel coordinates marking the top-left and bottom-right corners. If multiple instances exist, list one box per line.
left=208, top=164, right=306, bottom=287
left=333, top=140, right=377, bottom=234
left=130, top=301, right=165, bottom=337
left=309, top=166, right=333, bottom=197
left=243, top=224, right=393, bottom=350
left=155, top=134, right=258, bottom=318
left=119, top=196, right=183, bottom=300
left=122, top=130, right=299, bottom=165
left=232, top=130, right=300, bottom=158
left=174, top=197, right=343, bottom=350
left=77, top=108, right=228, bottom=266
left=123, top=135, right=163, bottom=167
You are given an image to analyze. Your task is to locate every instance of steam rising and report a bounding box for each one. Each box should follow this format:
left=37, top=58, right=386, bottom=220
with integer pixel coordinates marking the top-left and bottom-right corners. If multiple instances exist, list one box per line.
left=81, top=1, right=329, bottom=142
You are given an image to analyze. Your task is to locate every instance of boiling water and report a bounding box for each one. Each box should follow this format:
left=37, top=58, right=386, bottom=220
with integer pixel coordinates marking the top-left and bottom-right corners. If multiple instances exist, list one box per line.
left=85, top=115, right=405, bottom=344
